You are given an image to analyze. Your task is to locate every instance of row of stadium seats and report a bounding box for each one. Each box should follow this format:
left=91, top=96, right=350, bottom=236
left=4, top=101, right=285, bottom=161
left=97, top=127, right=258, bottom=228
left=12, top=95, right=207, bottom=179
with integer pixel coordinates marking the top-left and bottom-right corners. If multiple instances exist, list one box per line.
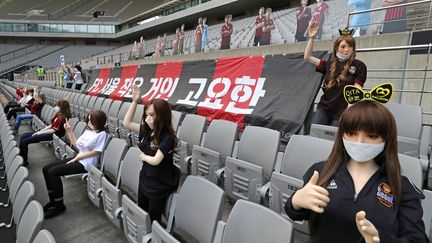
left=0, top=103, right=56, bottom=243
left=1, top=79, right=432, bottom=241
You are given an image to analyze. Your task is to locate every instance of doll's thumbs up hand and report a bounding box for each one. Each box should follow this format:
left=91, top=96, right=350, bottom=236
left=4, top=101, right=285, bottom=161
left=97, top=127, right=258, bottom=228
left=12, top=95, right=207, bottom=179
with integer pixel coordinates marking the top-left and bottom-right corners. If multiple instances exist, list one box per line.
left=291, top=171, right=330, bottom=213
left=356, top=211, right=380, bottom=243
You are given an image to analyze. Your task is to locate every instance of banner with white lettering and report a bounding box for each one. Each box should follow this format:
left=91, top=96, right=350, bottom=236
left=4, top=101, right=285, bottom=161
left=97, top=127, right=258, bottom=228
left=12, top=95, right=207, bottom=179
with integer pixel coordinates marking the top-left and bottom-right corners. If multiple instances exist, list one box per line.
left=86, top=52, right=327, bottom=136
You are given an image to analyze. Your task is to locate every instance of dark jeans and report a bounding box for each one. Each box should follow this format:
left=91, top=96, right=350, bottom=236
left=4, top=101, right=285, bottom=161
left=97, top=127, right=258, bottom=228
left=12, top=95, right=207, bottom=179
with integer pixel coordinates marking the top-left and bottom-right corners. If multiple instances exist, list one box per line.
left=75, top=83, right=83, bottom=90
left=43, top=159, right=86, bottom=201
left=138, top=191, right=169, bottom=223
left=7, top=107, right=24, bottom=120
left=4, top=102, right=20, bottom=114
left=19, top=132, right=53, bottom=162
left=312, top=108, right=339, bottom=127
left=253, top=35, right=261, bottom=46
left=66, top=83, right=73, bottom=89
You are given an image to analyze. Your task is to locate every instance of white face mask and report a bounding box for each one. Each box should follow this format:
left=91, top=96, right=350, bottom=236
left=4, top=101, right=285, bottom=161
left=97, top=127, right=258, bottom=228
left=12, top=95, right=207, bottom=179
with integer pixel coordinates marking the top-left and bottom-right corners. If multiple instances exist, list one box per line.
left=145, top=117, right=154, bottom=130
left=336, top=52, right=352, bottom=61
left=54, top=106, right=60, bottom=112
left=343, top=139, right=385, bottom=163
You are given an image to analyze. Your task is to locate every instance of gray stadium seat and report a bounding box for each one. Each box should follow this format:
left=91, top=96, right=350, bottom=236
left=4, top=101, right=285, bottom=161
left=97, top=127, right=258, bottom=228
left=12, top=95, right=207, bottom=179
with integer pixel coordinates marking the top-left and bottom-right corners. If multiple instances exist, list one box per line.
left=171, top=110, right=182, bottom=133
left=149, top=221, right=180, bottom=243
left=191, top=119, right=238, bottom=183
left=64, top=121, right=87, bottom=159
left=78, top=95, right=91, bottom=121
left=170, top=175, right=225, bottom=243
left=0, top=180, right=34, bottom=228
left=108, top=100, right=123, bottom=137
left=32, top=229, right=56, bottom=243
left=118, top=102, right=131, bottom=142
left=173, top=114, right=206, bottom=174
left=130, top=103, right=144, bottom=146
left=214, top=200, right=293, bottom=243
left=224, top=126, right=281, bottom=203
left=16, top=201, right=44, bottom=243
left=0, top=155, right=23, bottom=193
left=386, top=103, right=431, bottom=172
left=422, top=189, right=432, bottom=237
left=269, top=135, right=333, bottom=233
left=399, top=153, right=423, bottom=189
left=53, top=117, right=78, bottom=159
left=87, top=138, right=128, bottom=208
left=309, top=124, right=338, bottom=141
left=101, top=147, right=141, bottom=228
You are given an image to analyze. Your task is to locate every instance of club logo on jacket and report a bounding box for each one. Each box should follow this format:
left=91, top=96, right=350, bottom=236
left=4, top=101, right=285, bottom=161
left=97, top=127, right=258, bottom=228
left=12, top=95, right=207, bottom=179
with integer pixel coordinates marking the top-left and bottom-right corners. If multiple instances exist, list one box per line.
left=377, top=182, right=394, bottom=208
left=349, top=66, right=357, bottom=74
left=326, top=179, right=337, bottom=189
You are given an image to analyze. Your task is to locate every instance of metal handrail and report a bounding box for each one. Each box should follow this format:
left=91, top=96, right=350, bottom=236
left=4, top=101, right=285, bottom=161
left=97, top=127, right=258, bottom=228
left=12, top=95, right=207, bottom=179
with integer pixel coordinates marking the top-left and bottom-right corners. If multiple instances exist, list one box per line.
left=347, top=0, right=432, bottom=28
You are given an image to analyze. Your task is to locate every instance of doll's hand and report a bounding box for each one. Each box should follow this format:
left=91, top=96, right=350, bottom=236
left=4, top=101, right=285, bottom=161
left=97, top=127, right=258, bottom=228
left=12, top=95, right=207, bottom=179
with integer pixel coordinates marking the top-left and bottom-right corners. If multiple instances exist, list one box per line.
left=356, top=211, right=380, bottom=243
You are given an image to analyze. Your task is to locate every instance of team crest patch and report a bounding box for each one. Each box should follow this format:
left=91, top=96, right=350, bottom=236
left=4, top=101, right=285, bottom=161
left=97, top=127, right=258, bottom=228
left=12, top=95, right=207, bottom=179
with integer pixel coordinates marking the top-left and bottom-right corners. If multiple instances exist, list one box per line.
left=349, top=66, right=356, bottom=74
left=377, top=183, right=394, bottom=208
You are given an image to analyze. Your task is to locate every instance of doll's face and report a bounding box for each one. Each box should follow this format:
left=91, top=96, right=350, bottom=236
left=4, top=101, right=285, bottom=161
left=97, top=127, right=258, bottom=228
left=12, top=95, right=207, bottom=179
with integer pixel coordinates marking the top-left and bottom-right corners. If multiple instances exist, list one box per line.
left=337, top=40, right=354, bottom=56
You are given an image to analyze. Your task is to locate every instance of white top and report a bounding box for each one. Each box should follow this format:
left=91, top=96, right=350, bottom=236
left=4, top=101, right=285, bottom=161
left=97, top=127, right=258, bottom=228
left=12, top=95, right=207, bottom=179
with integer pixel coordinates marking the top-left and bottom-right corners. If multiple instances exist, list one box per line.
left=74, top=71, right=84, bottom=84
left=75, top=130, right=107, bottom=170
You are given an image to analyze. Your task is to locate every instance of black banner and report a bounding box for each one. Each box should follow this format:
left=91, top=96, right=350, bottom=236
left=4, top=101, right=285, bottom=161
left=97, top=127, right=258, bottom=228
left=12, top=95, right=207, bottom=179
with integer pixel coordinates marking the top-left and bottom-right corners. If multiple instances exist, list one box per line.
left=86, top=52, right=327, bottom=136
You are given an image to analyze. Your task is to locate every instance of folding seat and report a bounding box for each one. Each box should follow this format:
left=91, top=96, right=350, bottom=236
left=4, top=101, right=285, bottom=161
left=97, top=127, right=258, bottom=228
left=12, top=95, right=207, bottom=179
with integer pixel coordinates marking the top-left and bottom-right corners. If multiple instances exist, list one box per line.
left=64, top=121, right=87, bottom=159
left=117, top=102, right=131, bottom=141
left=93, top=97, right=105, bottom=111
left=0, top=146, right=20, bottom=175
left=87, top=138, right=128, bottom=208
left=45, top=107, right=56, bottom=125
left=32, top=106, right=50, bottom=131
left=108, top=100, right=123, bottom=138
left=69, top=93, right=80, bottom=117
left=78, top=95, right=91, bottom=121
left=173, top=114, right=206, bottom=174
left=0, top=140, right=17, bottom=167
left=147, top=176, right=225, bottom=243
left=0, top=180, right=34, bottom=228
left=33, top=229, right=56, bottom=243
left=171, top=110, right=182, bottom=133
left=223, top=126, right=281, bottom=203
left=0, top=155, right=23, bottom=192
left=101, top=147, right=142, bottom=228
left=269, top=135, right=332, bottom=232
left=213, top=200, right=293, bottom=243
left=72, top=94, right=85, bottom=118
left=386, top=103, right=431, bottom=172
left=53, top=117, right=78, bottom=159
left=130, top=104, right=144, bottom=146
left=0, top=147, right=23, bottom=179
left=309, top=124, right=338, bottom=141
left=422, top=190, right=432, bottom=237
left=150, top=221, right=180, bottom=243
left=84, top=96, right=98, bottom=116
left=16, top=200, right=44, bottom=243
left=191, top=119, right=238, bottom=184
left=100, top=98, right=113, bottom=116
left=398, top=153, right=423, bottom=189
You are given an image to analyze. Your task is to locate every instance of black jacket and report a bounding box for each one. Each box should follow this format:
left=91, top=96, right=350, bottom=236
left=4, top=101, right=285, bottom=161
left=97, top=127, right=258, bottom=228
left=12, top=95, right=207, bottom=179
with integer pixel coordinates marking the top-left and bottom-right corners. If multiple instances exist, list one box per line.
left=284, top=162, right=429, bottom=243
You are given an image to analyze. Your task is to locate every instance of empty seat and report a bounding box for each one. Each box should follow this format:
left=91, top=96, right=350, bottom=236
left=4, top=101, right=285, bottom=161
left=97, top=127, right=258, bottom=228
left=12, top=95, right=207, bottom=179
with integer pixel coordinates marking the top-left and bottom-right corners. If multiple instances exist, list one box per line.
left=191, top=119, right=238, bottom=183
left=309, top=124, right=338, bottom=141
left=171, top=110, right=182, bottom=133
left=33, top=229, right=56, bottom=243
left=214, top=200, right=293, bottom=243
left=87, top=138, right=128, bottom=208
left=173, top=114, right=206, bottom=174
left=107, top=100, right=123, bottom=138
left=0, top=180, right=34, bottom=228
left=101, top=147, right=141, bottom=228
left=422, top=189, right=432, bottom=237
left=269, top=135, right=332, bottom=233
left=224, top=126, right=281, bottom=203
left=398, top=153, right=423, bottom=189
left=386, top=103, right=430, bottom=171
left=16, top=201, right=44, bottom=243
